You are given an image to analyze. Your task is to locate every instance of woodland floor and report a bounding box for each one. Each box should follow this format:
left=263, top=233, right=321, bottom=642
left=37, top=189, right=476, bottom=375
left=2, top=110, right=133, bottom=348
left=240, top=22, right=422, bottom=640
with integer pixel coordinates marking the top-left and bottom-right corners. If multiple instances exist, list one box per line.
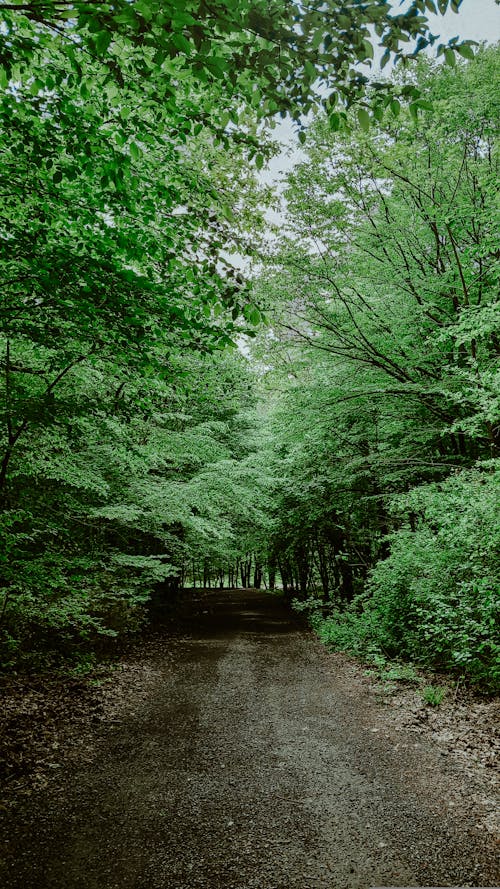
left=0, top=589, right=499, bottom=889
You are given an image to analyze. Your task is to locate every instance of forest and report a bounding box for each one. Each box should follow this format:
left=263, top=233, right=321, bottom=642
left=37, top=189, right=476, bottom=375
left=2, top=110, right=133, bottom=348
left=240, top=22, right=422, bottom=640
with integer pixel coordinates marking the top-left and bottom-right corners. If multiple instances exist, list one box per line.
left=0, top=0, right=499, bottom=690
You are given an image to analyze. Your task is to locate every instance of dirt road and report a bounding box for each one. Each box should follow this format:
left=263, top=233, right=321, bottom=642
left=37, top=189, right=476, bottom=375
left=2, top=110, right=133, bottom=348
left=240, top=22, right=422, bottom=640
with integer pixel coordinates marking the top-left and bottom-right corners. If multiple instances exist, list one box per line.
left=1, top=590, right=498, bottom=888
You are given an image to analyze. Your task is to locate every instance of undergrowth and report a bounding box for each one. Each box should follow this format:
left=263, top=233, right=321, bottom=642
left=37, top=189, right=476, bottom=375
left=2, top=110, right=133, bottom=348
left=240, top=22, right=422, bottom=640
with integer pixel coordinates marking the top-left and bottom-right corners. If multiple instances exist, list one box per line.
left=292, top=593, right=499, bottom=694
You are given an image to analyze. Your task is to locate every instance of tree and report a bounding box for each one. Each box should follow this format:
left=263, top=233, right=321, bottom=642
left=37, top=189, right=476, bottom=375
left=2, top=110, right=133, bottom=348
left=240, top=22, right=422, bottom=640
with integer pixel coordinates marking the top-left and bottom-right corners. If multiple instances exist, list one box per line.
left=0, top=26, right=271, bottom=662
left=250, top=48, right=500, bottom=685
left=0, top=0, right=478, bottom=137
left=0, top=0, right=496, bottom=671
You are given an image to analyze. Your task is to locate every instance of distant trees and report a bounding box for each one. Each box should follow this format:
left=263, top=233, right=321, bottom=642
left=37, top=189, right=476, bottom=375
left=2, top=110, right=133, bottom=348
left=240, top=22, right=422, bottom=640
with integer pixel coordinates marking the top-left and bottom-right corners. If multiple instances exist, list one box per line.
left=254, top=48, right=500, bottom=686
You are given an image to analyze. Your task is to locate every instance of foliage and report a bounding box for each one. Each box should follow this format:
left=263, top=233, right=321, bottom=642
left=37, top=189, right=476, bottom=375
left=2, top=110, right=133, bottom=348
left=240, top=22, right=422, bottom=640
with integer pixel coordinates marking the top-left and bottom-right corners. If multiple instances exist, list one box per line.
left=421, top=685, right=447, bottom=706
left=253, top=48, right=500, bottom=689
left=292, top=466, right=500, bottom=689
left=0, top=0, right=497, bottom=678
left=292, top=464, right=500, bottom=689
left=308, top=601, right=385, bottom=661
left=366, top=465, right=500, bottom=685
left=0, top=0, right=272, bottom=666
left=0, top=345, right=272, bottom=666
left=0, top=0, right=476, bottom=140
left=377, top=663, right=420, bottom=684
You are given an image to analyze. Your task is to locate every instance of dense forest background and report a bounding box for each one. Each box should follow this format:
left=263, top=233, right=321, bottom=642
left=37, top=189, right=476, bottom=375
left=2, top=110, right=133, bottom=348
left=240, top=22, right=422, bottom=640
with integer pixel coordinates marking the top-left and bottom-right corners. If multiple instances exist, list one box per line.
left=0, top=2, right=498, bottom=688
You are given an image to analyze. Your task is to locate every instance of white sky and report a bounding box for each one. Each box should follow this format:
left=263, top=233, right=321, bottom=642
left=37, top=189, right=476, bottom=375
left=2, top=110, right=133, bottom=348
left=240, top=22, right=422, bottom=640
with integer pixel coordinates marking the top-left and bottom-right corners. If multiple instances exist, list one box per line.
left=427, top=0, right=499, bottom=42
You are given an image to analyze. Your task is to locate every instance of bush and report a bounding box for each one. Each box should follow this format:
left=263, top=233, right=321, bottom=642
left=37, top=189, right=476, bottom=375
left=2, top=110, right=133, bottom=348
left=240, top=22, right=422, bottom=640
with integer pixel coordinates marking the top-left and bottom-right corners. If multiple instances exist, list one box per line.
left=366, top=465, right=500, bottom=689
left=311, top=602, right=384, bottom=660
left=297, top=465, right=500, bottom=691
left=0, top=547, right=156, bottom=670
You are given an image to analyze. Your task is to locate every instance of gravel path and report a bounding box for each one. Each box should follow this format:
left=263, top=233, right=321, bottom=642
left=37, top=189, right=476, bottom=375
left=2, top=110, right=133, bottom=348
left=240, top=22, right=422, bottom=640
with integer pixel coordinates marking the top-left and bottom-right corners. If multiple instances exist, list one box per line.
left=1, top=589, right=499, bottom=888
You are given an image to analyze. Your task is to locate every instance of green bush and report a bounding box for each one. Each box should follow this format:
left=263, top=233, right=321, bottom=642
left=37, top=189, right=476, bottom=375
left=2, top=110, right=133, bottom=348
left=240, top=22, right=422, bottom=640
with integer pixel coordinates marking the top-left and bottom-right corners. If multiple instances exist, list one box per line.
left=0, top=547, right=154, bottom=670
left=298, top=465, right=500, bottom=691
left=366, top=465, right=500, bottom=688
left=311, top=602, right=384, bottom=660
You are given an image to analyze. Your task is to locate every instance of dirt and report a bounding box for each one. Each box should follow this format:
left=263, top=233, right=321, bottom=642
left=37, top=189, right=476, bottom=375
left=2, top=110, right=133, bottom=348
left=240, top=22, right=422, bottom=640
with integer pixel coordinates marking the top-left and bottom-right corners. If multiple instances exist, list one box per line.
left=0, top=589, right=499, bottom=889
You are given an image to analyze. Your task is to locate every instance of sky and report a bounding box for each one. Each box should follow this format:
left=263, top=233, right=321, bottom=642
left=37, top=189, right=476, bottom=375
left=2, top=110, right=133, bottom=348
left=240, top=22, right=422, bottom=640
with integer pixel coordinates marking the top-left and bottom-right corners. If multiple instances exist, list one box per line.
left=263, top=0, right=500, bottom=186
left=426, top=0, right=499, bottom=42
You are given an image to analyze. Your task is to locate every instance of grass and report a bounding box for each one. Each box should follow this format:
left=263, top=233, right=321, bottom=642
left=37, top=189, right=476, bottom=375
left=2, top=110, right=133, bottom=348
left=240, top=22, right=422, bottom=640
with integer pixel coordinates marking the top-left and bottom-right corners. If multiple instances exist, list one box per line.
left=421, top=684, right=447, bottom=707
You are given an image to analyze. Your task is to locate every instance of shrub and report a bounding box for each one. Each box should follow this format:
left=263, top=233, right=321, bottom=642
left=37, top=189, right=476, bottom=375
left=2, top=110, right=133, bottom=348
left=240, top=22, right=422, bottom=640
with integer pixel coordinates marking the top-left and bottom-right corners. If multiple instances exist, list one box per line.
left=366, top=465, right=500, bottom=689
left=298, top=465, right=500, bottom=691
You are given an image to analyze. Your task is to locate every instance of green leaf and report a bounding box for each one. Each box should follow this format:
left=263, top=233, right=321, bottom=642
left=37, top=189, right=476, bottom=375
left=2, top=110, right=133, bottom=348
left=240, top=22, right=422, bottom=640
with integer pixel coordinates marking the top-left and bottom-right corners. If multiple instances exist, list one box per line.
left=380, top=48, right=391, bottom=69
left=255, top=154, right=264, bottom=171
left=329, top=112, right=341, bottom=131
left=362, top=40, right=374, bottom=61
left=171, top=33, right=192, bottom=55
left=30, top=79, right=44, bottom=95
left=415, top=99, right=434, bottom=112
left=204, top=56, right=227, bottom=78
left=357, top=108, right=370, bottom=132
left=456, top=43, right=475, bottom=61
left=94, top=30, right=112, bottom=54
left=304, top=60, right=317, bottom=82
left=312, top=29, right=323, bottom=50
left=129, top=142, right=141, bottom=161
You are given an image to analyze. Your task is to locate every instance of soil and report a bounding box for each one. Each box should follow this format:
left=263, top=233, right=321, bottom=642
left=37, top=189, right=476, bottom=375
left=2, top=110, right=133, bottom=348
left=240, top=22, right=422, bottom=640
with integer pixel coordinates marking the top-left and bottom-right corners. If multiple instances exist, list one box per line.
left=0, top=589, right=499, bottom=889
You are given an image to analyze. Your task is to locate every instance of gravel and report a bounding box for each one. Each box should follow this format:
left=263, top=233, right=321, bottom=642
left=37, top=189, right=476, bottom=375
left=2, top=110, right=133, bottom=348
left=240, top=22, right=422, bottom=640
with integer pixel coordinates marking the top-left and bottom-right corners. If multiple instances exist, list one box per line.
left=1, top=589, right=498, bottom=888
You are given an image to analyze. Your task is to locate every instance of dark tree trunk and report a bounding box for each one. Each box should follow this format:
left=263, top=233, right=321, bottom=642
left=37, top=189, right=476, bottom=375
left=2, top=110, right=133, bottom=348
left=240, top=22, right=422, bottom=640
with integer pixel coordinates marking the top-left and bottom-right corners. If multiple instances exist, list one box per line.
left=268, top=559, right=276, bottom=591
left=253, top=562, right=262, bottom=589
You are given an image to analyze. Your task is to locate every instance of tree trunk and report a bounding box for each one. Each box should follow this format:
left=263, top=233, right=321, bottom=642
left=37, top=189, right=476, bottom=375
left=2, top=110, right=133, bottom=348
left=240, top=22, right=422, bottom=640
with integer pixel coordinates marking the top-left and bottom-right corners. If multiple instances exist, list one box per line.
left=253, top=562, right=262, bottom=589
